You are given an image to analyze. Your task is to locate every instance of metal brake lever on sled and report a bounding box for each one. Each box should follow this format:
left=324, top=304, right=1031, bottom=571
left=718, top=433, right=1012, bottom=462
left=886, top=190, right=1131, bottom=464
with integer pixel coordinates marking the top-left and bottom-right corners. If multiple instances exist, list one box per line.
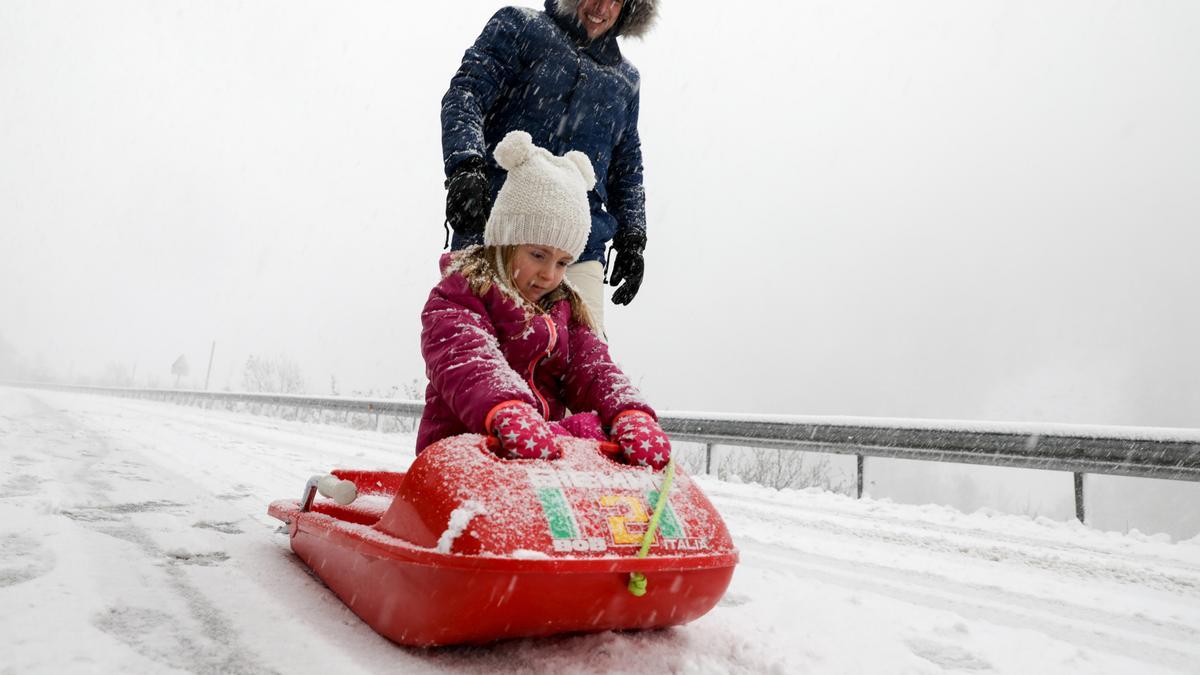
left=485, top=435, right=622, bottom=456
left=299, top=476, right=321, bottom=513
left=273, top=477, right=324, bottom=533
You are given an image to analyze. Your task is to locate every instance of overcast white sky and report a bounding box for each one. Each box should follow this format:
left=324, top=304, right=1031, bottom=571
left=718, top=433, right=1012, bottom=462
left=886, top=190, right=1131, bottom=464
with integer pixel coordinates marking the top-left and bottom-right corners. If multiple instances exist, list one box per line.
left=2, top=0, right=1198, bottom=428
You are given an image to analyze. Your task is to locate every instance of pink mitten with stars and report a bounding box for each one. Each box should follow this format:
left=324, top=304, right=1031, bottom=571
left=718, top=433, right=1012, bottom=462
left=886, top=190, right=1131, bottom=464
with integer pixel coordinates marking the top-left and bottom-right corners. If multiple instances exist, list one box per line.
left=610, top=410, right=671, bottom=470
left=486, top=401, right=560, bottom=460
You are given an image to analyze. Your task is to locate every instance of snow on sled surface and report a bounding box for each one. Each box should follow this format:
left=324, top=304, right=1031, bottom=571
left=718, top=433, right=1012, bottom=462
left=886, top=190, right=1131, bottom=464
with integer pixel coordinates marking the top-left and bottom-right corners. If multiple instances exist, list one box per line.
left=269, top=434, right=738, bottom=647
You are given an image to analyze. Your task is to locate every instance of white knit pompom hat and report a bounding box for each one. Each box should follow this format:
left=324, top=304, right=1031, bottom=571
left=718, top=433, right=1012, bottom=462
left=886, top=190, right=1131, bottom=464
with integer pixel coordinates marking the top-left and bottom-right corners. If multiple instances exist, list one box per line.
left=484, top=130, right=596, bottom=261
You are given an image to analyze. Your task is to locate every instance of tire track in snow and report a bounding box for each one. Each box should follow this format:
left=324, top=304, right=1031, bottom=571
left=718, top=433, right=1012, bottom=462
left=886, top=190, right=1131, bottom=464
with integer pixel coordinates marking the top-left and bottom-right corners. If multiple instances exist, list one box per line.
left=705, top=484, right=1200, bottom=576
left=10, top=392, right=279, bottom=674
left=737, top=540, right=1200, bottom=673
left=710, top=492, right=1200, bottom=595
left=63, top=394, right=411, bottom=508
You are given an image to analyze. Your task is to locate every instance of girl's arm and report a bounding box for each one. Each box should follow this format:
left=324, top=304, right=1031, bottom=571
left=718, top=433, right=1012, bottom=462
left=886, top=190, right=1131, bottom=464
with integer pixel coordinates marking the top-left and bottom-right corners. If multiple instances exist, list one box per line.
left=421, top=283, right=537, bottom=434
left=562, top=319, right=655, bottom=426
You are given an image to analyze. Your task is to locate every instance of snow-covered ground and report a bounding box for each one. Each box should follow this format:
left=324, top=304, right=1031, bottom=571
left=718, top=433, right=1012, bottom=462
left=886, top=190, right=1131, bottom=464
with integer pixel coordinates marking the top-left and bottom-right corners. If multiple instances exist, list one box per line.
left=2, top=386, right=1199, bottom=674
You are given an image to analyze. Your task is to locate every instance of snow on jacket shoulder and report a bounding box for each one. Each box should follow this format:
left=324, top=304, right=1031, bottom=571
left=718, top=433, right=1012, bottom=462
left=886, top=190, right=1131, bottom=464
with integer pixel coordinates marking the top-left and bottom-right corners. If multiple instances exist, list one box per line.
left=416, top=258, right=654, bottom=452
left=440, top=1, right=647, bottom=264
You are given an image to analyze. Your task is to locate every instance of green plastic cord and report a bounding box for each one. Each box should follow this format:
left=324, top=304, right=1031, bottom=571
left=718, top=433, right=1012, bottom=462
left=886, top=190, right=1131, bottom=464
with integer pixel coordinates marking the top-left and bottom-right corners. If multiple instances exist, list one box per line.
left=628, top=458, right=676, bottom=596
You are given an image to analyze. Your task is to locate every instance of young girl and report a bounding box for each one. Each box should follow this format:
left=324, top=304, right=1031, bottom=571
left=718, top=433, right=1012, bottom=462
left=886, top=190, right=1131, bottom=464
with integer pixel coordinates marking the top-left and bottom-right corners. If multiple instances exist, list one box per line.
left=417, top=130, right=670, bottom=470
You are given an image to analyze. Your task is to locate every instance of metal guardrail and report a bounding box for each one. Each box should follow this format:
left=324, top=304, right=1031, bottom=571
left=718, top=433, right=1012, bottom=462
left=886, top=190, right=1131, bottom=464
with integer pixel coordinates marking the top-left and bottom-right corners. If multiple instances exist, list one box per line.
left=1, top=382, right=424, bottom=428
left=7, top=381, right=1200, bottom=523
left=660, top=414, right=1200, bottom=482
left=661, top=413, right=1200, bottom=522
left=95, top=385, right=427, bottom=417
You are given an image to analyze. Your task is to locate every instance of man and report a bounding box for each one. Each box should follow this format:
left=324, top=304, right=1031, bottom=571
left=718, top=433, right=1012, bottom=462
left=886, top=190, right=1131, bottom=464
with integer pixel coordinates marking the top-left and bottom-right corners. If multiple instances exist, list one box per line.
left=440, top=0, right=658, bottom=331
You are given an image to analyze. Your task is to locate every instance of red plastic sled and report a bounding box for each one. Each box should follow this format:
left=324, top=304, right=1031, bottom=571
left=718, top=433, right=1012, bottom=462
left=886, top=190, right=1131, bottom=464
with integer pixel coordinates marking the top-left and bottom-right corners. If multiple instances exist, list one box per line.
left=268, top=434, right=738, bottom=647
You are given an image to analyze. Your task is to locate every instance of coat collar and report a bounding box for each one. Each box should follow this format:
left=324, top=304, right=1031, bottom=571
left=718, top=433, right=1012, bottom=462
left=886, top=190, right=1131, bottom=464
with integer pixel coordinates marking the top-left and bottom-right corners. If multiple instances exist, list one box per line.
left=545, top=0, right=623, bottom=66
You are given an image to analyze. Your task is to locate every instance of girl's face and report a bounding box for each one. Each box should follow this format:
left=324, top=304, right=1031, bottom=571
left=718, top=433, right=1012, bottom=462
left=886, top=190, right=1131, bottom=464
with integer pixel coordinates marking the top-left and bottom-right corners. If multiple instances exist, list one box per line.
left=510, top=245, right=573, bottom=303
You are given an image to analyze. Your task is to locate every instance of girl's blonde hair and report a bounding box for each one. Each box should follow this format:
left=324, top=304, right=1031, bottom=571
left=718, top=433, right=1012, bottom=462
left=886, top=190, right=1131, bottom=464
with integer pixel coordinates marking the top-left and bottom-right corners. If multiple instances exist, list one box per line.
left=450, top=245, right=599, bottom=334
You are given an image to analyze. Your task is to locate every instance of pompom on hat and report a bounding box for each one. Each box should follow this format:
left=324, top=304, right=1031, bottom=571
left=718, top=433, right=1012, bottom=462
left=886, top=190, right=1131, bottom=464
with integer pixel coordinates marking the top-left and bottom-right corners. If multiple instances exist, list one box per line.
left=484, top=130, right=595, bottom=261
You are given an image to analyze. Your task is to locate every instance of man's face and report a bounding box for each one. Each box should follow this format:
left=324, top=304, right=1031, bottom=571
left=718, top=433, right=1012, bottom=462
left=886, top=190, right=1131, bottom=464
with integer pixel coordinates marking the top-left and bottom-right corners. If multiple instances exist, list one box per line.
left=575, top=0, right=623, bottom=41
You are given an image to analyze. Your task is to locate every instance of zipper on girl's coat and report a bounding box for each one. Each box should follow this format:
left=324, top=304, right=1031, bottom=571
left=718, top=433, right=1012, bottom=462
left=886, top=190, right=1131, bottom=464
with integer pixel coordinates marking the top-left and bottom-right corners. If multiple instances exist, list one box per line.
left=526, top=315, right=557, bottom=419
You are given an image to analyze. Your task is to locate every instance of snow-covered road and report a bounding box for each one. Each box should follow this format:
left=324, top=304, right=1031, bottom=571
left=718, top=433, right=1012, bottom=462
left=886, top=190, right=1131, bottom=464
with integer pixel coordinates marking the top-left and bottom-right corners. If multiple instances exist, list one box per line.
left=2, top=387, right=1198, bottom=674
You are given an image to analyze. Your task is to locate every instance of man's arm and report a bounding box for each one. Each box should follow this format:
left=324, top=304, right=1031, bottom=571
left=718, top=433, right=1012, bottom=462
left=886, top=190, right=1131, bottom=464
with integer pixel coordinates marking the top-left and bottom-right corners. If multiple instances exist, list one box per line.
left=440, top=8, right=528, bottom=176
left=606, top=92, right=648, bottom=304
left=606, top=92, right=647, bottom=240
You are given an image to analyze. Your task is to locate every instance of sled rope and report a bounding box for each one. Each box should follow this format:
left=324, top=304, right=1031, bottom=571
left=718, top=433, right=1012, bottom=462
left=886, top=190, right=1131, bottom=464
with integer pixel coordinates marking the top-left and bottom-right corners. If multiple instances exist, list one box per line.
left=627, top=457, right=676, bottom=596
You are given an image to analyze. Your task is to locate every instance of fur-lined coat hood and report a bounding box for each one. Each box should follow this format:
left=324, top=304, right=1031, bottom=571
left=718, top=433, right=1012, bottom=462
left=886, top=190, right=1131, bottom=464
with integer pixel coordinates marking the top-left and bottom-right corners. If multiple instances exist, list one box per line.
left=550, top=0, right=658, bottom=39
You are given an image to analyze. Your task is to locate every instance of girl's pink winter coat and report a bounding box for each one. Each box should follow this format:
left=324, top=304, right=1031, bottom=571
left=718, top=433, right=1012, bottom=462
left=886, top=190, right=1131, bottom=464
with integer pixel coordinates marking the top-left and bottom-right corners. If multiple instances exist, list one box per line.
left=416, top=260, right=654, bottom=452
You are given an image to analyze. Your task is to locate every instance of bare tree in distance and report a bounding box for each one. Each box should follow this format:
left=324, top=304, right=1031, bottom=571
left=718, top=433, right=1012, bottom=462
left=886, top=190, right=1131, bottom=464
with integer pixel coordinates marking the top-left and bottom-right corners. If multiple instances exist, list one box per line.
left=0, top=334, right=17, bottom=379
left=350, top=377, right=426, bottom=401
left=171, top=355, right=190, bottom=388
left=98, top=361, right=135, bottom=388
left=241, top=354, right=306, bottom=394
left=0, top=335, right=54, bottom=382
left=717, top=446, right=852, bottom=495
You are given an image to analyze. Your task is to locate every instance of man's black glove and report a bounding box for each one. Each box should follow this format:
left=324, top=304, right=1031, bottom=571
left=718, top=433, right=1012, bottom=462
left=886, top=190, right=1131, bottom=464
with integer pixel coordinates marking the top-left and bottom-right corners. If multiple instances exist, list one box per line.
left=445, top=157, right=491, bottom=240
left=609, top=228, right=646, bottom=306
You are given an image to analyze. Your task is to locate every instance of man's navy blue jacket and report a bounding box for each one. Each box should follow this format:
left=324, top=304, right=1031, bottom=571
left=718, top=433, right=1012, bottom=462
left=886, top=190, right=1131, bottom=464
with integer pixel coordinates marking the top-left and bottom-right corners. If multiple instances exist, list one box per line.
left=441, top=1, right=647, bottom=264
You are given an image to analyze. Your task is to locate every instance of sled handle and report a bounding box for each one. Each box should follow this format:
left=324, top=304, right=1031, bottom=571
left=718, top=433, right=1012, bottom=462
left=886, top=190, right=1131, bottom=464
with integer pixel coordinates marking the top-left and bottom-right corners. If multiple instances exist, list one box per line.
left=628, top=456, right=677, bottom=597
left=299, top=474, right=358, bottom=512
left=484, top=435, right=622, bottom=456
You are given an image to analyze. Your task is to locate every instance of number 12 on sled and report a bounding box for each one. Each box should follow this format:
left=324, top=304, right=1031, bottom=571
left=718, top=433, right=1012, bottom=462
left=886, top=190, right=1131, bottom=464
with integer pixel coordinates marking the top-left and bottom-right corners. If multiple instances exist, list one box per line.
left=537, top=488, right=708, bottom=553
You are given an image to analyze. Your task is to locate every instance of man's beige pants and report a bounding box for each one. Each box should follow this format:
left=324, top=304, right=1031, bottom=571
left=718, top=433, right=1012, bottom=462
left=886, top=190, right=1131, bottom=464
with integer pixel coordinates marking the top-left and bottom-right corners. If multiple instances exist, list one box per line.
left=565, top=260, right=605, bottom=336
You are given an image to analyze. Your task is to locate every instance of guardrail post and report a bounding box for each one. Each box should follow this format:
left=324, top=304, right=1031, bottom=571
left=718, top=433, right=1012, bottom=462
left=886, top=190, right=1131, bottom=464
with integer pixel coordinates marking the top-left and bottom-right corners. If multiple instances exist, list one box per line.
left=856, top=454, right=864, bottom=499
left=704, top=443, right=713, bottom=475
left=1074, top=472, right=1086, bottom=523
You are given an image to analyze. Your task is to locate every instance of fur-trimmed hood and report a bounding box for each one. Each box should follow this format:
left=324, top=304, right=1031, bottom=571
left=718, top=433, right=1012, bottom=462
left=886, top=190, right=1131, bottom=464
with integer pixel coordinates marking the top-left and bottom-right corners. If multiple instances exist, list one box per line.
left=551, top=0, right=658, bottom=39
